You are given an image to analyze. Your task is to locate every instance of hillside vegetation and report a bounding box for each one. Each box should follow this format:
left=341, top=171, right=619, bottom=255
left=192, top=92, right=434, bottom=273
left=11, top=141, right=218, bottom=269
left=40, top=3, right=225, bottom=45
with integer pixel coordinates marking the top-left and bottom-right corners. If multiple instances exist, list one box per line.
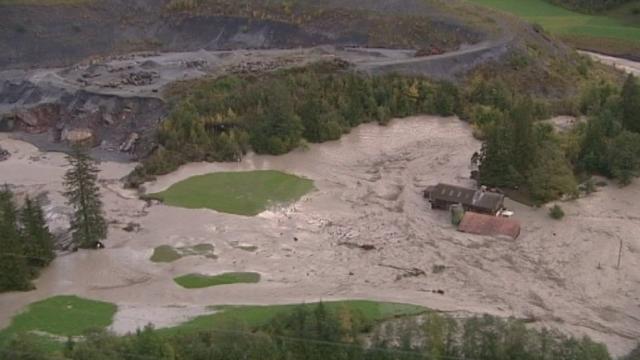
left=1, top=302, right=613, bottom=359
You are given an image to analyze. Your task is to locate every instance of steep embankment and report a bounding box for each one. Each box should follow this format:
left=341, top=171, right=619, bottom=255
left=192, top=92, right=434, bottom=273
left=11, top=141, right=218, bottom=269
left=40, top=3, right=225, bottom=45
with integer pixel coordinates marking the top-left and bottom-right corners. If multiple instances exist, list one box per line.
left=0, top=0, right=485, bottom=70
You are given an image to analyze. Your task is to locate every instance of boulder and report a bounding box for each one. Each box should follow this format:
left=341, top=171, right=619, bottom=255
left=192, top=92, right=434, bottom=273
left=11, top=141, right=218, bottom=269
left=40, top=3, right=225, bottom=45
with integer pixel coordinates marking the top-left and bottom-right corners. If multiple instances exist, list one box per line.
left=62, top=128, right=95, bottom=146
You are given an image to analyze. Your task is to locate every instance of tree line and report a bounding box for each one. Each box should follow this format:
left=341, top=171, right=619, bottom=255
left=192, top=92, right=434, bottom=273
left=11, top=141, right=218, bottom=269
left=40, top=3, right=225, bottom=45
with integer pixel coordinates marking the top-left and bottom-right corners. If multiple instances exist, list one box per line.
left=0, top=147, right=108, bottom=293
left=477, top=74, right=640, bottom=202
left=128, top=61, right=461, bottom=186
left=548, top=0, right=632, bottom=12
left=0, top=187, right=55, bottom=292
left=2, top=303, right=615, bottom=360
left=129, top=61, right=640, bottom=203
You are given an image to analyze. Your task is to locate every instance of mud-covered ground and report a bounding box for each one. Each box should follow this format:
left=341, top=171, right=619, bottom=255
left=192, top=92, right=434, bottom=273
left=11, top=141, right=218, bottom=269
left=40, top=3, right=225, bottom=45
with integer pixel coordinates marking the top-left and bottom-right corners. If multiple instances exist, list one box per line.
left=1, top=116, right=639, bottom=357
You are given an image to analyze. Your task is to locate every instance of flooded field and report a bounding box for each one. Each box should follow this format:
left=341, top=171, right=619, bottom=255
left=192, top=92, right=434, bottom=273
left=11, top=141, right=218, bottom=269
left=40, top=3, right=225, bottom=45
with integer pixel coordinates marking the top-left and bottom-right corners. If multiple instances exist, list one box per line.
left=1, top=115, right=639, bottom=356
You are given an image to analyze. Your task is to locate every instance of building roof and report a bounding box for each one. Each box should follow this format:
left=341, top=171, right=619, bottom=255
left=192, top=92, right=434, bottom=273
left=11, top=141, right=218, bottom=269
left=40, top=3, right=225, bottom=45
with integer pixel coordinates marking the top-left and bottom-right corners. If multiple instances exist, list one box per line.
left=458, top=212, right=521, bottom=240
left=428, top=183, right=504, bottom=212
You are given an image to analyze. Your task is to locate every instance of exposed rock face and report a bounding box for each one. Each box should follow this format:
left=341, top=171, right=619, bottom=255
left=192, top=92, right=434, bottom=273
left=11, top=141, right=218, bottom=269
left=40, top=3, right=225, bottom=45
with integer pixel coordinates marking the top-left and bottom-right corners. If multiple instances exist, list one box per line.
left=0, top=81, right=167, bottom=158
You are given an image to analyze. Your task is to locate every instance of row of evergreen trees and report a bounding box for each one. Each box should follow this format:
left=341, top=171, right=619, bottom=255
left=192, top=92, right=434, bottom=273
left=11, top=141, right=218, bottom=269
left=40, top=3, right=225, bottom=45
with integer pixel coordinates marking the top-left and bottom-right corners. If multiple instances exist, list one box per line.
left=128, top=62, right=460, bottom=186
left=3, top=303, right=615, bottom=360
left=130, top=61, right=640, bottom=202
left=0, top=188, right=55, bottom=292
left=0, top=147, right=108, bottom=293
left=476, top=74, right=640, bottom=202
left=577, top=74, right=640, bottom=184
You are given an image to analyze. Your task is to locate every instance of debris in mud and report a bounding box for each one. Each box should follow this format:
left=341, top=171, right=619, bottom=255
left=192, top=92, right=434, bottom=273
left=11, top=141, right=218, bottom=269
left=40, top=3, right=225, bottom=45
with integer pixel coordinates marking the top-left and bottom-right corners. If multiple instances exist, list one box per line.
left=432, top=264, right=446, bottom=274
left=415, top=46, right=445, bottom=57
left=380, top=264, right=427, bottom=280
left=338, top=241, right=376, bottom=251
left=183, top=59, right=208, bottom=69
left=226, top=58, right=298, bottom=74
left=0, top=146, right=9, bottom=161
left=121, top=71, right=158, bottom=86
left=123, top=222, right=142, bottom=233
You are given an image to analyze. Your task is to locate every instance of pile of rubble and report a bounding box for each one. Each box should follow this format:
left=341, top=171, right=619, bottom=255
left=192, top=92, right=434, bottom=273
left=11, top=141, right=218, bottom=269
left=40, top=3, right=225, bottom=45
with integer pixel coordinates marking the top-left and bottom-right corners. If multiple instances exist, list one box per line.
left=121, top=71, right=158, bottom=86
left=226, top=58, right=298, bottom=74
left=0, top=146, right=9, bottom=161
left=414, top=46, right=445, bottom=57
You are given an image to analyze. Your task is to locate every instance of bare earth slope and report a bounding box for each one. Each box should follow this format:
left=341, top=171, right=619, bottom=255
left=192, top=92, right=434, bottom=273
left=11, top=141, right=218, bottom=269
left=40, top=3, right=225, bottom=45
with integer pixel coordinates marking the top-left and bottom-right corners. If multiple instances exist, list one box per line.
left=0, top=0, right=484, bottom=70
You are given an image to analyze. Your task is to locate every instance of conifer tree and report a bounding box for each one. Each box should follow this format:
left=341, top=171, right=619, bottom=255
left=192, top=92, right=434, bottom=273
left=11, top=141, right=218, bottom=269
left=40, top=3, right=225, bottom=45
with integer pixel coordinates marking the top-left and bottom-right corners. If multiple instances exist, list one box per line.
left=63, top=147, right=107, bottom=249
left=20, top=196, right=55, bottom=269
left=0, top=187, right=32, bottom=291
left=621, top=74, right=640, bottom=133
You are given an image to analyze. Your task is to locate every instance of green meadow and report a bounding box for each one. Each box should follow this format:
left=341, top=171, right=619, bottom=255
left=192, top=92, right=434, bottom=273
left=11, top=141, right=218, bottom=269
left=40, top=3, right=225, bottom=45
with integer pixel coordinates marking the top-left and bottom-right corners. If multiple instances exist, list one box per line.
left=0, top=297, right=425, bottom=354
left=149, top=170, right=314, bottom=216
left=0, top=296, right=117, bottom=351
left=158, top=301, right=427, bottom=336
left=150, top=244, right=217, bottom=263
left=467, top=0, right=640, bottom=55
left=174, top=272, right=261, bottom=289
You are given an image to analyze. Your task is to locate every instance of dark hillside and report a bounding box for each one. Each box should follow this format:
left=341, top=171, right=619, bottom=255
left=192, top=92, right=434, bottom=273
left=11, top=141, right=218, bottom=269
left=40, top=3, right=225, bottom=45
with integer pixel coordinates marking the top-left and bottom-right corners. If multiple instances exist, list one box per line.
left=0, top=0, right=485, bottom=69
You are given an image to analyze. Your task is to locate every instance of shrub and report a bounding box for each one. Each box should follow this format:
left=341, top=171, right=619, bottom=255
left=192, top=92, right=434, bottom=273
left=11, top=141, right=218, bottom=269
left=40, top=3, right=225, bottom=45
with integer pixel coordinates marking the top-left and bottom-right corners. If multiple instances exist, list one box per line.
left=549, top=204, right=565, bottom=220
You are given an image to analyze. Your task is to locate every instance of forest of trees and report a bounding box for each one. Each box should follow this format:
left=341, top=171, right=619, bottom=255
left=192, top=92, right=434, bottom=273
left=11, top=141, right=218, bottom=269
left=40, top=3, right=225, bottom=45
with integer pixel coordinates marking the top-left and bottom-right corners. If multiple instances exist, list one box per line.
left=0, top=146, right=109, bottom=292
left=2, top=303, right=616, bottom=360
left=478, top=74, right=640, bottom=202
left=0, top=187, right=55, bottom=292
left=128, top=62, right=460, bottom=187
left=130, top=59, right=640, bottom=203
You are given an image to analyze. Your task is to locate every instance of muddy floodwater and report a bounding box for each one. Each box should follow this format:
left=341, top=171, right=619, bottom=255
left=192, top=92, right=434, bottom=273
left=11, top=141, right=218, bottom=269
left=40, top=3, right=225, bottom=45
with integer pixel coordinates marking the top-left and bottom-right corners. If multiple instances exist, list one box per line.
left=1, top=116, right=640, bottom=356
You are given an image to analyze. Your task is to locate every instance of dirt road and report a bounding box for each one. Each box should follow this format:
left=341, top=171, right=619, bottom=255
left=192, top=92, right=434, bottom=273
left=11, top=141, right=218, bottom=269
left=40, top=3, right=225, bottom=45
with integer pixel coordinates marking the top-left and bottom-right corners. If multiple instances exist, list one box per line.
left=581, top=51, right=640, bottom=76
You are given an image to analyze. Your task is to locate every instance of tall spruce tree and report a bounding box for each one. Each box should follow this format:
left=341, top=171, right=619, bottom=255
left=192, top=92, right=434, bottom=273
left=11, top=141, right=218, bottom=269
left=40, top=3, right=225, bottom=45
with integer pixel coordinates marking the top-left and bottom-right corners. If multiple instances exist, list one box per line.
left=20, top=196, right=55, bottom=269
left=63, top=147, right=107, bottom=249
left=478, top=117, right=521, bottom=187
left=0, top=187, right=32, bottom=291
left=621, top=74, right=640, bottom=133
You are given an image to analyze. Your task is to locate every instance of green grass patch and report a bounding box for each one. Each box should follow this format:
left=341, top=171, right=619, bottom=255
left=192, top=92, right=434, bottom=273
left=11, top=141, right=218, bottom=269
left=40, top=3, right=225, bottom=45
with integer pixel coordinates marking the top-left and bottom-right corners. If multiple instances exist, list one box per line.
left=174, top=272, right=261, bottom=289
left=467, top=0, right=640, bottom=55
left=150, top=244, right=216, bottom=263
left=158, top=300, right=426, bottom=336
left=149, top=170, right=314, bottom=216
left=0, top=295, right=116, bottom=349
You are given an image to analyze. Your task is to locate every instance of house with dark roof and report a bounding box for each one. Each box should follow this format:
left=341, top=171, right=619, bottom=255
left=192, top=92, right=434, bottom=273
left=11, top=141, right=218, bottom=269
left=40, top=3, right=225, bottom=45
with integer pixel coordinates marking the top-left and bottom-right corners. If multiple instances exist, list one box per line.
left=425, top=183, right=504, bottom=215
